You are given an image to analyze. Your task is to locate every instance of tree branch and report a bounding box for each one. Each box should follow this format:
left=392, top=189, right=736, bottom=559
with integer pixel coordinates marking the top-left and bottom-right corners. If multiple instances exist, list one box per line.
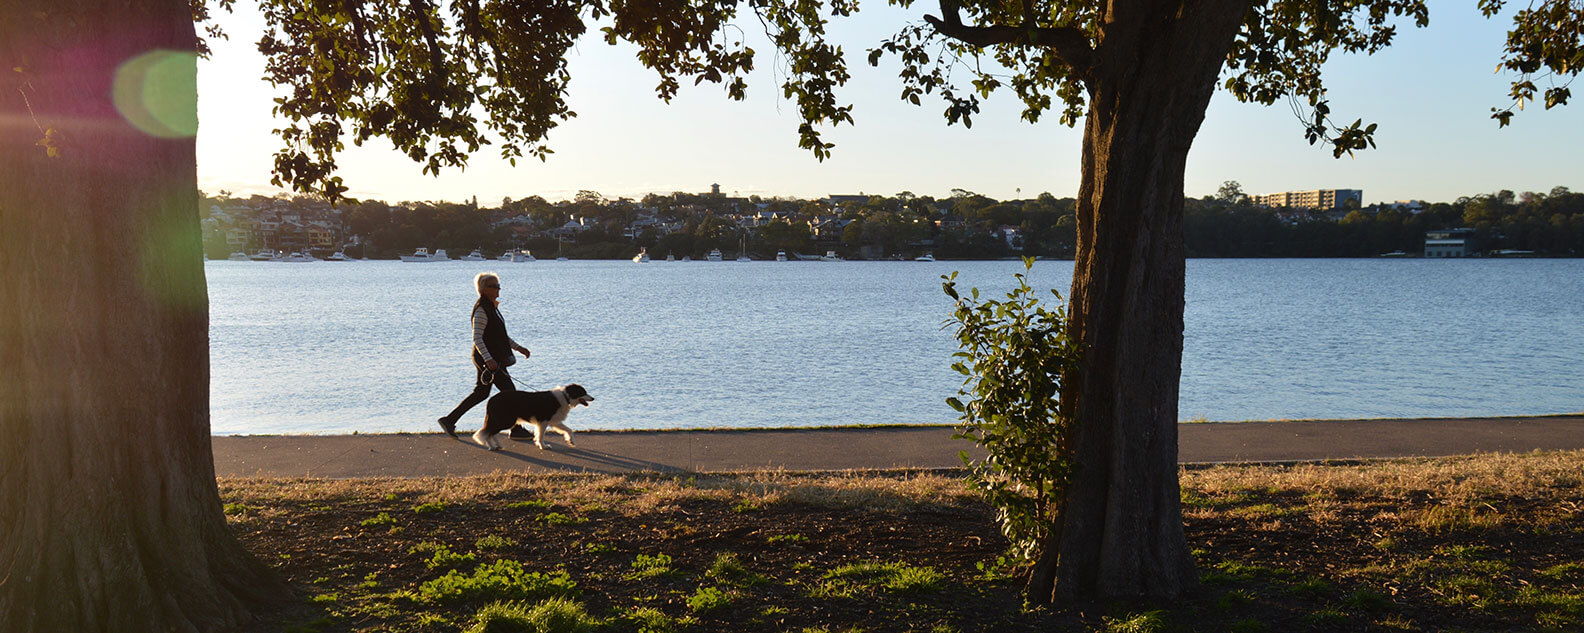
left=924, top=0, right=1093, bottom=75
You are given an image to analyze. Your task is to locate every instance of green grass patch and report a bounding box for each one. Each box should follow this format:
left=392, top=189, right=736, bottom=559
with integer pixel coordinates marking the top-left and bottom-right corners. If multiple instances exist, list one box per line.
left=506, top=499, right=555, bottom=510
left=1101, top=609, right=1166, bottom=633
left=360, top=512, right=396, bottom=529
left=412, top=501, right=448, bottom=514
left=540, top=512, right=587, bottom=526
left=223, top=502, right=251, bottom=516
left=812, top=561, right=944, bottom=598
left=767, top=533, right=809, bottom=545
left=476, top=535, right=518, bottom=551
left=616, top=606, right=679, bottom=633
left=417, top=561, right=578, bottom=606
left=706, top=552, right=767, bottom=587
left=410, top=542, right=477, bottom=571
left=463, top=597, right=595, bottom=633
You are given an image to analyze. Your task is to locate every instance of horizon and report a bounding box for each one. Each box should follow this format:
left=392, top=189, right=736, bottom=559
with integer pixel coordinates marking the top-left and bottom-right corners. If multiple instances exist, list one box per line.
left=196, top=2, right=1582, bottom=206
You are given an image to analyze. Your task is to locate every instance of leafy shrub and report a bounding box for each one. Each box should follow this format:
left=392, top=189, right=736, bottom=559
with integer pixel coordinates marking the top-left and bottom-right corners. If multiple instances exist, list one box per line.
left=686, top=586, right=732, bottom=614
left=624, top=554, right=677, bottom=581
left=942, top=259, right=1080, bottom=564
left=418, top=561, right=578, bottom=605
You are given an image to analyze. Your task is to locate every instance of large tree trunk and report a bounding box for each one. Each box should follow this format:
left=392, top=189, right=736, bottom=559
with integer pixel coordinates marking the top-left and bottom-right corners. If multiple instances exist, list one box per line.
left=0, top=2, right=288, bottom=631
left=1027, top=0, right=1251, bottom=603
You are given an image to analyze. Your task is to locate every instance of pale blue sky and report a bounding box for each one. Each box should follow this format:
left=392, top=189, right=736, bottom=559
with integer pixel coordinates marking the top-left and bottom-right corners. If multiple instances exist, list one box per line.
left=196, top=3, right=1582, bottom=205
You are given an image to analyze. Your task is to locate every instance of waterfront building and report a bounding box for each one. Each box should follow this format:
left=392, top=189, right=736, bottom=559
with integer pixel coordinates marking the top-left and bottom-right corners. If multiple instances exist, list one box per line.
left=1424, top=228, right=1479, bottom=257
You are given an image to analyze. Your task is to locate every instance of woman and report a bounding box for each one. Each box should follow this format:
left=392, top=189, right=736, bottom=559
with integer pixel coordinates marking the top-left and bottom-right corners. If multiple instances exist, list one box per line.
left=438, top=272, right=532, bottom=438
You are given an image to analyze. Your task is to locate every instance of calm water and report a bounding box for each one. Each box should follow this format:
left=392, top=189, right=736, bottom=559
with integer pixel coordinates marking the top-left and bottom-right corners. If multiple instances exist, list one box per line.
left=206, top=259, right=1584, bottom=434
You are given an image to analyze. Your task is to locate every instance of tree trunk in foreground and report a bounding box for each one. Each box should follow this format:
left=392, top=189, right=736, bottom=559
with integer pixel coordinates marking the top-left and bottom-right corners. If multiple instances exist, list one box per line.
left=1027, top=0, right=1251, bottom=604
left=0, top=2, right=288, bottom=631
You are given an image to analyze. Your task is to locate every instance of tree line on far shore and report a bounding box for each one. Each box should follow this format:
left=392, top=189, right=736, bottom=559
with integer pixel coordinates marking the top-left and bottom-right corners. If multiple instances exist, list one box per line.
left=203, top=185, right=1584, bottom=260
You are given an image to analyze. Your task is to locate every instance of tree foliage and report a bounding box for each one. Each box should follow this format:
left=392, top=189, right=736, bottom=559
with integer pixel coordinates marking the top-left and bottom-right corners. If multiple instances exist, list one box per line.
left=218, top=0, right=859, bottom=200
left=943, top=260, right=1080, bottom=565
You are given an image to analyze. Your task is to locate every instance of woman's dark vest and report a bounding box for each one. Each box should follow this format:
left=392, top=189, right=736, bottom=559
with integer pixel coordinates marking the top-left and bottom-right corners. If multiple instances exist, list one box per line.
left=472, top=298, right=512, bottom=366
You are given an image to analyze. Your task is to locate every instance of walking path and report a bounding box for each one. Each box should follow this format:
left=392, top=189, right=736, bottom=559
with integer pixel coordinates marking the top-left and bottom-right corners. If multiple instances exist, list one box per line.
left=211, top=415, right=1584, bottom=478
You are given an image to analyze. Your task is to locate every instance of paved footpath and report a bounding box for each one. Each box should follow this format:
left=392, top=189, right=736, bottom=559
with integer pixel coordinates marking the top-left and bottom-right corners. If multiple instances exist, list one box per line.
left=211, top=415, right=1584, bottom=478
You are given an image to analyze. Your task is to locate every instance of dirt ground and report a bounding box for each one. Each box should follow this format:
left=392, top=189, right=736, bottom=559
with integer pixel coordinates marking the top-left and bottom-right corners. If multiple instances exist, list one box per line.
left=224, top=452, right=1584, bottom=632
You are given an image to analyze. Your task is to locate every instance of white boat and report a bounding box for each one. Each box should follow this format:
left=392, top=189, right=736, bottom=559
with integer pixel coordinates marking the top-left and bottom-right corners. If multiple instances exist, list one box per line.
left=735, top=236, right=751, bottom=261
left=555, top=241, right=569, bottom=261
left=681, top=255, right=691, bottom=262
left=227, top=251, right=250, bottom=261
left=401, top=247, right=451, bottom=262
left=665, top=253, right=675, bottom=262
left=1378, top=250, right=1408, bottom=258
left=817, top=250, right=845, bottom=262
left=736, top=253, right=752, bottom=262
left=498, top=249, right=535, bottom=262
left=327, top=251, right=354, bottom=261
left=914, top=253, right=936, bottom=262
left=249, top=249, right=278, bottom=261
left=460, top=249, right=488, bottom=262
left=775, top=250, right=787, bottom=262
left=707, top=248, right=723, bottom=262
left=632, top=247, right=651, bottom=263
left=278, top=251, right=317, bottom=263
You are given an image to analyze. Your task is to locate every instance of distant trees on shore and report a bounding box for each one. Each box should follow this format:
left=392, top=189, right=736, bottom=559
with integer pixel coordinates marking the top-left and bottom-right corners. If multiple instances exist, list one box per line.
left=202, top=185, right=1584, bottom=260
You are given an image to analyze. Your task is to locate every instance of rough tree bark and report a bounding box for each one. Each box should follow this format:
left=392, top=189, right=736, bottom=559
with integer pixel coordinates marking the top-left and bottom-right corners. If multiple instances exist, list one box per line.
left=1025, top=0, right=1254, bottom=603
left=0, top=1, right=288, bottom=631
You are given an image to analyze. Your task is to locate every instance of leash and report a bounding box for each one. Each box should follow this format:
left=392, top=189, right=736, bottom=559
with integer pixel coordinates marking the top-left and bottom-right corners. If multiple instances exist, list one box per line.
left=479, top=364, right=534, bottom=390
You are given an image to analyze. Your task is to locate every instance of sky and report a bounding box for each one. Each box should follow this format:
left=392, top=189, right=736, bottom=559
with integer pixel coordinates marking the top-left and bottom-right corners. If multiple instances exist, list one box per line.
left=195, top=3, right=1583, bottom=206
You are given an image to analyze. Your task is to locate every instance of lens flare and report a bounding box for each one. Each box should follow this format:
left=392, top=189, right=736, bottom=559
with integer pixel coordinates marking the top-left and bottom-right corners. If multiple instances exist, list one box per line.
left=113, top=50, right=198, bottom=138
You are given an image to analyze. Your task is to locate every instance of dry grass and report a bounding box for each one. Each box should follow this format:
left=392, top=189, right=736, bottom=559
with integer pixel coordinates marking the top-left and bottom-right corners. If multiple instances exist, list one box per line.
left=220, top=469, right=977, bottom=519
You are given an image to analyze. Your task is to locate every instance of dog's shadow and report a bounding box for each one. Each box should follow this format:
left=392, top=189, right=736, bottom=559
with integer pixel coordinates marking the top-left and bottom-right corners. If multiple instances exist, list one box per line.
left=466, top=438, right=681, bottom=473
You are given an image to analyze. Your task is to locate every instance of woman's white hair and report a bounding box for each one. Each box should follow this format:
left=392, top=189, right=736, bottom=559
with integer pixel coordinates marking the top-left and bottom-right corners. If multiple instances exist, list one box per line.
left=474, top=271, right=500, bottom=295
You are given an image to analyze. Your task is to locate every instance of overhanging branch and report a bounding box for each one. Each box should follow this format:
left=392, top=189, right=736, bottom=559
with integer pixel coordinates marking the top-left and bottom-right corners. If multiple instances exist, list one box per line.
left=924, top=0, right=1093, bottom=75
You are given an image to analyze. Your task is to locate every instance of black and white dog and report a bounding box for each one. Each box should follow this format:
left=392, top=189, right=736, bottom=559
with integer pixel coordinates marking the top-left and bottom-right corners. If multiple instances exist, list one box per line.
left=473, top=384, right=594, bottom=451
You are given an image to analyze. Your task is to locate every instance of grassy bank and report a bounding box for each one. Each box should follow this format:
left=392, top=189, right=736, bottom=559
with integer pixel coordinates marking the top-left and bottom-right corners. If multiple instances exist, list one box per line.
left=224, top=450, right=1584, bottom=632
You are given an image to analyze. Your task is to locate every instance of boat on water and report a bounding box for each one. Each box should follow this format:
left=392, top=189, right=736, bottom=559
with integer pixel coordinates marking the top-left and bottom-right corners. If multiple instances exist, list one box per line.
left=775, top=250, right=787, bottom=262
left=401, top=247, right=451, bottom=262
left=1378, top=250, right=1408, bottom=257
left=816, top=250, right=844, bottom=262
left=459, top=249, right=488, bottom=262
left=707, top=248, right=723, bottom=262
left=665, top=253, right=675, bottom=262
left=681, top=255, right=692, bottom=262
left=327, top=251, right=354, bottom=261
left=249, top=249, right=279, bottom=261
left=498, top=249, right=535, bottom=262
left=277, top=251, right=318, bottom=263
left=227, top=251, right=250, bottom=261
left=633, top=247, right=651, bottom=263
left=735, top=236, right=751, bottom=262
left=914, top=253, right=936, bottom=262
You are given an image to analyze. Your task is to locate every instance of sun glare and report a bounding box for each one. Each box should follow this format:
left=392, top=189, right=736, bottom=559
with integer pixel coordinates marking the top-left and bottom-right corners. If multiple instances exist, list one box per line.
left=113, top=49, right=198, bottom=138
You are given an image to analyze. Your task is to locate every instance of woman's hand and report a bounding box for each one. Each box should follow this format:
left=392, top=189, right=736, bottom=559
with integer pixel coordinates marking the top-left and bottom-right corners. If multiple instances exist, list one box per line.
left=486, top=359, right=500, bottom=371
left=516, top=346, right=531, bottom=360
